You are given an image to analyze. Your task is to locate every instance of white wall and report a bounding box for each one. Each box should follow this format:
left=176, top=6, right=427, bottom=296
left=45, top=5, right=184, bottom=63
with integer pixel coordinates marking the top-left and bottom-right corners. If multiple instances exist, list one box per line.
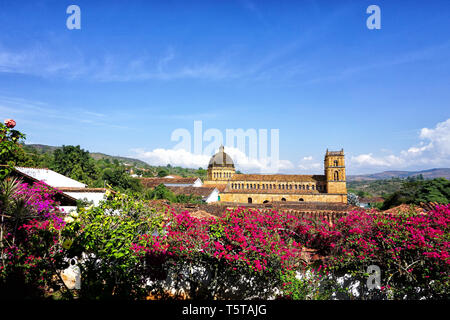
left=204, top=188, right=219, bottom=203
left=63, top=192, right=106, bottom=206
left=193, top=178, right=203, bottom=187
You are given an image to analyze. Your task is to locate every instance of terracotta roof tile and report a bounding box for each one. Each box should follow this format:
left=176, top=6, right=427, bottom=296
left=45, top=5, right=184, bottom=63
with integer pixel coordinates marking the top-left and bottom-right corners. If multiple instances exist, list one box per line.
left=359, top=197, right=384, bottom=203
left=167, top=186, right=216, bottom=197
left=139, top=177, right=199, bottom=187
left=230, top=174, right=326, bottom=182
left=203, top=183, right=227, bottom=192
left=222, top=189, right=324, bottom=195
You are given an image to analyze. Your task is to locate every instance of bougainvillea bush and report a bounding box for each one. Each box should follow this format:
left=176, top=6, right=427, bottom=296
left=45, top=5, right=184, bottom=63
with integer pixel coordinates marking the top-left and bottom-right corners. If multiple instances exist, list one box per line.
left=1, top=180, right=448, bottom=300
left=131, top=207, right=312, bottom=299
left=0, top=178, right=69, bottom=298
left=323, top=207, right=450, bottom=299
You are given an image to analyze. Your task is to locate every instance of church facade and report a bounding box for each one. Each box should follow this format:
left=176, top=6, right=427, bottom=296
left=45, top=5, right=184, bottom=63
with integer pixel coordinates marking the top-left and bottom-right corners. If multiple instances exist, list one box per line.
left=203, top=146, right=347, bottom=204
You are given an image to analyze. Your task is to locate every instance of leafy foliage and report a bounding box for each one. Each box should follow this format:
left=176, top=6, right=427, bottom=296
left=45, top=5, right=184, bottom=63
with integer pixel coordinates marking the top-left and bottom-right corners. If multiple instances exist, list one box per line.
left=61, top=192, right=164, bottom=299
left=0, top=179, right=68, bottom=299
left=381, top=178, right=450, bottom=209
left=52, top=145, right=98, bottom=185
left=0, top=122, right=26, bottom=178
left=141, top=184, right=202, bottom=204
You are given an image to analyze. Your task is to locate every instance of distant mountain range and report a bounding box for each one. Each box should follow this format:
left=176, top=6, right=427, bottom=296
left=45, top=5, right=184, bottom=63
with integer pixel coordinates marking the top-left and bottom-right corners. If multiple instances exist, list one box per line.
left=348, top=168, right=450, bottom=181
left=24, top=144, right=150, bottom=168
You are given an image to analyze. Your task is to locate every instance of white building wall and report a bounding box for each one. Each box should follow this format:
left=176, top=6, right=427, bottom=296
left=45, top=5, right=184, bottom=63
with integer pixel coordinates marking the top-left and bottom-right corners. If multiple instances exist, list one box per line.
left=204, top=188, right=219, bottom=203
left=64, top=192, right=106, bottom=206
left=193, top=178, right=203, bottom=187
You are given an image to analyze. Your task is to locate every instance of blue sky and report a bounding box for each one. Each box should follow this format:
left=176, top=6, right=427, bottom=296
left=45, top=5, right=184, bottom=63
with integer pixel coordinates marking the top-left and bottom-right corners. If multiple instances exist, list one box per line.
left=1, top=0, right=449, bottom=174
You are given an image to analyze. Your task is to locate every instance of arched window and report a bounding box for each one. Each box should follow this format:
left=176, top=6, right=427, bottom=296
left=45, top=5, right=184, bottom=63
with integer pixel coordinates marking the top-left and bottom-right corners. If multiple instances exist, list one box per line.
left=334, top=160, right=339, bottom=166
left=248, top=197, right=252, bottom=204
left=312, top=185, right=315, bottom=190
left=307, top=185, right=310, bottom=190
left=334, top=171, right=339, bottom=181
left=263, top=200, right=269, bottom=204
left=299, top=198, right=304, bottom=202
left=281, top=198, right=286, bottom=202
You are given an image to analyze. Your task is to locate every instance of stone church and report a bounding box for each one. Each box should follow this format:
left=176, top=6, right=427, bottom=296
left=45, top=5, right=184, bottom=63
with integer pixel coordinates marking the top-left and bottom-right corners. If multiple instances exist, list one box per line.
left=203, top=146, right=347, bottom=204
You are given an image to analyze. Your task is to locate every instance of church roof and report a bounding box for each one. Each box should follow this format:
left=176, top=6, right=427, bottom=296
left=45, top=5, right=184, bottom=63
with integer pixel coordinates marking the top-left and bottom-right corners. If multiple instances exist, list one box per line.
left=208, top=145, right=235, bottom=168
left=203, top=183, right=228, bottom=192
left=222, top=188, right=323, bottom=195
left=230, top=174, right=326, bottom=182
left=167, top=186, right=217, bottom=197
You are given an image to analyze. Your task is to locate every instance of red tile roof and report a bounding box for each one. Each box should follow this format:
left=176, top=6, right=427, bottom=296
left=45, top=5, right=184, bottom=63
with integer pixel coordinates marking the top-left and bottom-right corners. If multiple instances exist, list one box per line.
left=167, top=186, right=217, bottom=197
left=222, top=189, right=323, bottom=195
left=203, top=183, right=227, bottom=192
left=359, top=197, right=384, bottom=203
left=230, top=174, right=326, bottom=182
left=139, top=177, right=199, bottom=188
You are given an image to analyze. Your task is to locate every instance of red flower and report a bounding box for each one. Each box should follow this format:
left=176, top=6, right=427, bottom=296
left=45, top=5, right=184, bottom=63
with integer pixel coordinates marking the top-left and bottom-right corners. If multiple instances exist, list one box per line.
left=4, top=118, right=16, bottom=128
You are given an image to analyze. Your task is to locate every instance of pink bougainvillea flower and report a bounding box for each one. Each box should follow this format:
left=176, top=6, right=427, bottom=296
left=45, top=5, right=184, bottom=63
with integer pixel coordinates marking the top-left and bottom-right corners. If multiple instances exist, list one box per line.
left=4, top=118, right=16, bottom=128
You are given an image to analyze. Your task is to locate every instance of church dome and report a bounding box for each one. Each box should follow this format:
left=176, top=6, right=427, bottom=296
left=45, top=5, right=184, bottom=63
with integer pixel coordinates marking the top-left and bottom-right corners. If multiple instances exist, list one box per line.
left=208, top=145, right=234, bottom=168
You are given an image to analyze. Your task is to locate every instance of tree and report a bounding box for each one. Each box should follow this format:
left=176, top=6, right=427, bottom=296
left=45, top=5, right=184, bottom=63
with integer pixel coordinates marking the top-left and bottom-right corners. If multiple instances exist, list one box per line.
left=347, top=193, right=360, bottom=206
left=157, top=169, right=169, bottom=177
left=381, top=178, right=450, bottom=209
left=143, top=184, right=176, bottom=202
left=99, top=167, right=142, bottom=192
left=0, top=119, right=26, bottom=178
left=52, top=145, right=97, bottom=185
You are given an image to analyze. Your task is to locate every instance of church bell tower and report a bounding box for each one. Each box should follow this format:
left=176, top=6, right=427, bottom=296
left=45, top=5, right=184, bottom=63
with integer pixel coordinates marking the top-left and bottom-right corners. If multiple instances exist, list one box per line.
left=324, top=149, right=347, bottom=196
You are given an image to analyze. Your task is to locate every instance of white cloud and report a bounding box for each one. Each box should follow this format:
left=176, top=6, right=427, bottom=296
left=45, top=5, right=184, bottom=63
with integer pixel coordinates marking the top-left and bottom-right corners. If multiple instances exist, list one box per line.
left=131, top=146, right=294, bottom=173
left=419, top=118, right=450, bottom=156
left=351, top=153, right=404, bottom=167
left=0, top=44, right=236, bottom=82
left=131, top=148, right=210, bottom=168
left=350, top=118, right=450, bottom=171
left=297, top=155, right=321, bottom=172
